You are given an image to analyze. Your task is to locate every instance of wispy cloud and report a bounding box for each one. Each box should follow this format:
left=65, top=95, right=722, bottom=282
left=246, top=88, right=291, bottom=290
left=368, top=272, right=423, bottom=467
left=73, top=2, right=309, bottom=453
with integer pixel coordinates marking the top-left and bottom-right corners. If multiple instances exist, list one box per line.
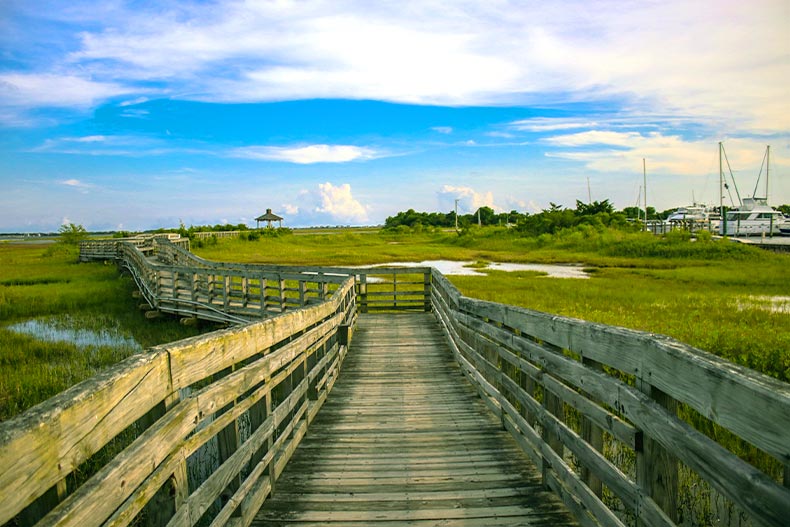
left=59, top=178, right=93, bottom=193
left=544, top=130, right=788, bottom=179
left=32, top=135, right=176, bottom=156
left=231, top=144, right=381, bottom=164
left=0, top=73, right=130, bottom=109
left=431, top=126, right=453, bottom=134
left=3, top=1, right=786, bottom=131
left=510, top=118, right=600, bottom=132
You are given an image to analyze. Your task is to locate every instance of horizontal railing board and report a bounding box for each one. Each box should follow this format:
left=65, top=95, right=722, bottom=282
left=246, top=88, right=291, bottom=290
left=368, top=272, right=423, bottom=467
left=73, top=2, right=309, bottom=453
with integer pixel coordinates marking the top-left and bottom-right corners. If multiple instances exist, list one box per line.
left=458, top=309, right=790, bottom=526
left=0, top=352, right=172, bottom=525
left=458, top=296, right=790, bottom=466
left=430, top=271, right=790, bottom=527
left=4, top=239, right=356, bottom=526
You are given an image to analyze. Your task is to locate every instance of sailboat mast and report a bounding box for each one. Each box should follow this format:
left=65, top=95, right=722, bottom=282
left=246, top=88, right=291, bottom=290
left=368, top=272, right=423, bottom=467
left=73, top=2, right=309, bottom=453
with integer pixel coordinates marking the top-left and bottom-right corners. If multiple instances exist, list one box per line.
left=766, top=145, right=770, bottom=201
left=719, top=142, right=723, bottom=215
left=643, top=158, right=647, bottom=222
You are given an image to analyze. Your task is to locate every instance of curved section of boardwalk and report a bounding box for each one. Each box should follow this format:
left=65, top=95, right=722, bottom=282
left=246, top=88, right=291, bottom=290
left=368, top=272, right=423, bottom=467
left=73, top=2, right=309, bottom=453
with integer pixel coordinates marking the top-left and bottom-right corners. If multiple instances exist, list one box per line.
left=253, top=313, right=576, bottom=526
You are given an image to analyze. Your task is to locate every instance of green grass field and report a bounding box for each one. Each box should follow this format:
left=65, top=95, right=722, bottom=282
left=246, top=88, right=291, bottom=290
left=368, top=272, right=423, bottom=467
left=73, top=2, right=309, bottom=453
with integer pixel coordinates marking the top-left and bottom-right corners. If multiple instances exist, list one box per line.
left=2, top=228, right=788, bottom=422
left=0, top=243, right=216, bottom=420
left=194, top=228, right=790, bottom=382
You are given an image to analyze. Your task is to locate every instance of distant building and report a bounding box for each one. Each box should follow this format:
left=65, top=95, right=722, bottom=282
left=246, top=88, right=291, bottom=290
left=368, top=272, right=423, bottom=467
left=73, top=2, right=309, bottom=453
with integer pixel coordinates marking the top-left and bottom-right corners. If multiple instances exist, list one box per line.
left=255, top=208, right=284, bottom=229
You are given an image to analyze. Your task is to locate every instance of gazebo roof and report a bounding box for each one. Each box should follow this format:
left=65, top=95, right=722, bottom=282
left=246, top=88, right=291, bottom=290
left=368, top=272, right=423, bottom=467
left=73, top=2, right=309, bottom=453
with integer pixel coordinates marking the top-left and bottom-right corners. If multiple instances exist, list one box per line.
left=255, top=208, right=283, bottom=221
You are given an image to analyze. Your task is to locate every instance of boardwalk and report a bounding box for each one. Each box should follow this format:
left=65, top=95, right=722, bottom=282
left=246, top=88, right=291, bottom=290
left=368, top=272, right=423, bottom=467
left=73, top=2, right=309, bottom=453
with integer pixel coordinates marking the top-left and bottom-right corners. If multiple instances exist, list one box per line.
left=253, top=313, right=576, bottom=526
left=4, top=238, right=788, bottom=527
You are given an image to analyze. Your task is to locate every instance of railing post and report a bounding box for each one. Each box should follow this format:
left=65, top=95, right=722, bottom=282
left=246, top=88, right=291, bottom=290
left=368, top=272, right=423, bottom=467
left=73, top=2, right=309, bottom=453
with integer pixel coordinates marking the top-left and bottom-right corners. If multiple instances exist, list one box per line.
left=580, top=357, right=604, bottom=498
left=636, top=381, right=678, bottom=524
left=216, top=366, right=242, bottom=519
left=392, top=272, right=397, bottom=310
left=140, top=393, right=188, bottom=526
left=359, top=274, right=368, bottom=313
left=260, top=276, right=266, bottom=314
left=541, top=382, right=564, bottom=489
left=423, top=270, right=432, bottom=312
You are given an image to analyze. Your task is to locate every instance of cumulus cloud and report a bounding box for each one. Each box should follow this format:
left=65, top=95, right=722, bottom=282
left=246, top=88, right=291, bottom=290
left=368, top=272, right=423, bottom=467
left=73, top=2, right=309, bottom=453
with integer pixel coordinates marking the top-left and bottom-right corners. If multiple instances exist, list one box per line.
left=231, top=144, right=380, bottom=164
left=436, top=185, right=499, bottom=213
left=287, top=182, right=369, bottom=226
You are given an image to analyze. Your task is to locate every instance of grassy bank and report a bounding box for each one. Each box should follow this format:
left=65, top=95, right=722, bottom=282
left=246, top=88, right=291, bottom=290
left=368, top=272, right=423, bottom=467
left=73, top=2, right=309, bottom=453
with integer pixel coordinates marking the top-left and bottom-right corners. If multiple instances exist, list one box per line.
left=194, top=228, right=790, bottom=382
left=0, top=243, right=215, bottom=420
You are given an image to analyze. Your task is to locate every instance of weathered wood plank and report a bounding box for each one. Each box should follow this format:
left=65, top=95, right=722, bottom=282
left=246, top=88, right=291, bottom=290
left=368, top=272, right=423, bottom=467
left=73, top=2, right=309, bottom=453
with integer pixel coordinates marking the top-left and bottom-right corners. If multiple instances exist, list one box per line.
left=252, top=313, right=577, bottom=526
left=459, top=296, right=790, bottom=466
left=0, top=352, right=171, bottom=525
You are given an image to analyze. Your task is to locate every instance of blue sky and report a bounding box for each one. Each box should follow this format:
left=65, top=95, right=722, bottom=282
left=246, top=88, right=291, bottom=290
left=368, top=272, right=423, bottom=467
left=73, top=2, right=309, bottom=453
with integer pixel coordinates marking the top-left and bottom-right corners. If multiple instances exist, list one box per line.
left=1, top=0, right=788, bottom=232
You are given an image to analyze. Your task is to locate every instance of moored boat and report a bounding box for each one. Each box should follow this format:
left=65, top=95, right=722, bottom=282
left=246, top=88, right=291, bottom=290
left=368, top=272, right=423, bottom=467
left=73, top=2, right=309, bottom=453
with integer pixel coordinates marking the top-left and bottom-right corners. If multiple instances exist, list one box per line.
left=719, top=197, right=789, bottom=236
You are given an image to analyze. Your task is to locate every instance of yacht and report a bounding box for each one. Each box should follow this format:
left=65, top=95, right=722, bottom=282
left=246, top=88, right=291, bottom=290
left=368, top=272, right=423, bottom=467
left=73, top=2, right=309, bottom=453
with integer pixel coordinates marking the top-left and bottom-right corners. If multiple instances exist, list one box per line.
left=715, top=144, right=788, bottom=236
left=719, top=197, right=788, bottom=236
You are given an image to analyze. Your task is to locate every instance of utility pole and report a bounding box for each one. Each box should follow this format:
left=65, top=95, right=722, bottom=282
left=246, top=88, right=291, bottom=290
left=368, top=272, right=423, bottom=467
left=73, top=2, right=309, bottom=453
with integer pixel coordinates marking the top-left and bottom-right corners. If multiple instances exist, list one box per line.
left=454, top=198, right=460, bottom=232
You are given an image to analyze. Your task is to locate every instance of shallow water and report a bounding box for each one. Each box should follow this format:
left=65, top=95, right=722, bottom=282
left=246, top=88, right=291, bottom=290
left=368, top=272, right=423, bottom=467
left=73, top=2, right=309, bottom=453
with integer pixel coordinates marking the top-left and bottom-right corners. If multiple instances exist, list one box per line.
left=738, top=295, right=790, bottom=314
left=8, top=316, right=143, bottom=350
left=368, top=260, right=589, bottom=279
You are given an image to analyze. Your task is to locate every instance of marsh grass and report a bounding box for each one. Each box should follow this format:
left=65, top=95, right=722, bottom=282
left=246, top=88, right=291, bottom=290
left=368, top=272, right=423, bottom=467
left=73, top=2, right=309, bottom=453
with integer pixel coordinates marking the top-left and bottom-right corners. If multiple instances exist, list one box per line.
left=0, top=243, right=216, bottom=421
left=2, top=229, right=787, bottom=524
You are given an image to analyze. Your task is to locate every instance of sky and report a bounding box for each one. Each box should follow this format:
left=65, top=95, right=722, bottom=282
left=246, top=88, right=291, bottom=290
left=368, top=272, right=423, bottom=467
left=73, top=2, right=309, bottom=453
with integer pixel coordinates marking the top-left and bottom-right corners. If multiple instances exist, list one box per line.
left=1, top=0, right=789, bottom=232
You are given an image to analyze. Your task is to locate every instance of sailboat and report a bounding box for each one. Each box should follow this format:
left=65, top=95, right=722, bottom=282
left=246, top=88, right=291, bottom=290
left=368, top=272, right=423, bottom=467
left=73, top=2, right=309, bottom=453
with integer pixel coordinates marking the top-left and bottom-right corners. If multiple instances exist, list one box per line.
left=718, top=145, right=789, bottom=236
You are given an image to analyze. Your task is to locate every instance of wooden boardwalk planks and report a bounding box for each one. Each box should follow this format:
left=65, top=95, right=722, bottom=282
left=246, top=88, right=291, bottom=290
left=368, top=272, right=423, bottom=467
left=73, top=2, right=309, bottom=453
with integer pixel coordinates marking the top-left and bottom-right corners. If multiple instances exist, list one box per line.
left=253, top=313, right=576, bottom=526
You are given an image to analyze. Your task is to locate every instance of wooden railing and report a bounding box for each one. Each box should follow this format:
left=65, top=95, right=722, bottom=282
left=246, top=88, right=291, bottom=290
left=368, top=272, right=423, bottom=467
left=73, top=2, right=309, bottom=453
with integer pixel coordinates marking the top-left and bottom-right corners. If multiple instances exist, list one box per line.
left=0, top=240, right=357, bottom=527
left=4, top=238, right=789, bottom=527
left=81, top=237, right=347, bottom=324
left=431, top=269, right=790, bottom=527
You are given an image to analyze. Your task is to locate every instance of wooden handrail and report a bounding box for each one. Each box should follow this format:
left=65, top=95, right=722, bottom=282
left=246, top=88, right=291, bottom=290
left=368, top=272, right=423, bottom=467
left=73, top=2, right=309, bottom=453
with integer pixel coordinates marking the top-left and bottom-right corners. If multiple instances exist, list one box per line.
left=1, top=239, right=357, bottom=526
left=4, top=238, right=788, bottom=527
left=430, top=268, right=790, bottom=527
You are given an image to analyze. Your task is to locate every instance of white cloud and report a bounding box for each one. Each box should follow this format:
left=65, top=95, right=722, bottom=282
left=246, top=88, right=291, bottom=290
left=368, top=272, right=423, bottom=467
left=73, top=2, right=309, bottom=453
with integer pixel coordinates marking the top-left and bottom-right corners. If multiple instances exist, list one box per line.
left=436, top=185, right=499, bottom=213
left=231, top=144, right=379, bottom=164
left=289, top=182, right=369, bottom=225
left=431, top=126, right=453, bottom=134
left=59, top=179, right=93, bottom=193
left=510, top=118, right=600, bottom=132
left=543, top=130, right=790, bottom=178
left=5, top=1, right=785, bottom=132
left=0, top=73, right=129, bottom=109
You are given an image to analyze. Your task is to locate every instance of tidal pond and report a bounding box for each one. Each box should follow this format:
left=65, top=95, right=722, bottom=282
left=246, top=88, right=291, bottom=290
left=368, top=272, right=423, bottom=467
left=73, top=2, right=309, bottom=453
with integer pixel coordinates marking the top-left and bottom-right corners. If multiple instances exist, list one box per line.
left=367, top=260, right=589, bottom=279
left=8, top=315, right=143, bottom=351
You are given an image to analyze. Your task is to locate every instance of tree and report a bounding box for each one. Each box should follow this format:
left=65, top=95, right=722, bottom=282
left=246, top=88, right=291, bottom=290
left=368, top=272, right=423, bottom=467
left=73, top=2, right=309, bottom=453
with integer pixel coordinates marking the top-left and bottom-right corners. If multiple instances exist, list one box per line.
left=575, top=199, right=614, bottom=217
left=58, top=223, right=88, bottom=245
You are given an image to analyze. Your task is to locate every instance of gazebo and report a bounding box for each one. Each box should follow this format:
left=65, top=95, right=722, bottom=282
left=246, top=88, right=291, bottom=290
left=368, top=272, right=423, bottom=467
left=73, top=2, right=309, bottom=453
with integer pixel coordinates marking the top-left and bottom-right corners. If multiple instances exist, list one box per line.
left=255, top=208, right=284, bottom=229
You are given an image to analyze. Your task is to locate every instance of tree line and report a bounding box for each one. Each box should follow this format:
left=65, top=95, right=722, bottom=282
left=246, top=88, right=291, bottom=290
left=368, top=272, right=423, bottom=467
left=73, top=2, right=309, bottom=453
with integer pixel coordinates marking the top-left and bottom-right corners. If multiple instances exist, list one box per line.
left=384, top=200, right=790, bottom=237
left=385, top=200, right=633, bottom=234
